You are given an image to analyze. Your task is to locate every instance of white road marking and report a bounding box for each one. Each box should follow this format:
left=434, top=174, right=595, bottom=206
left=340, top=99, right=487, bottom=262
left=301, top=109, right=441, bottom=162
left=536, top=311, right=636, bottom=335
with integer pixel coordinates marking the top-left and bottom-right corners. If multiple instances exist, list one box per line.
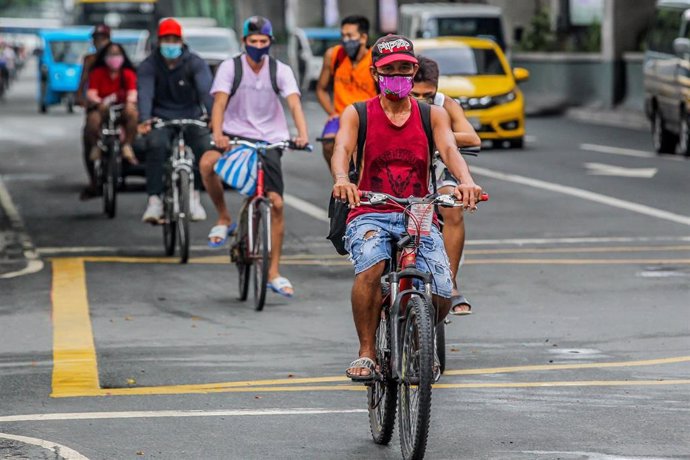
left=584, top=162, right=657, bottom=178
left=283, top=193, right=329, bottom=222
left=580, top=143, right=655, bottom=158
left=0, top=432, right=89, bottom=460
left=0, top=176, right=44, bottom=279
left=0, top=408, right=368, bottom=423
left=471, top=166, right=690, bottom=227
left=580, top=143, right=686, bottom=162
left=525, top=135, right=537, bottom=143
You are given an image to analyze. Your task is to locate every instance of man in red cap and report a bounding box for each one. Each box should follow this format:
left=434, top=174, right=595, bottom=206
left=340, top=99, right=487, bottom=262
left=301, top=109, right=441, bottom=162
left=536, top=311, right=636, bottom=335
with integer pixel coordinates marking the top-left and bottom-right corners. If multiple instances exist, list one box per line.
left=330, top=35, right=484, bottom=381
left=137, top=18, right=214, bottom=223
left=77, top=24, right=111, bottom=200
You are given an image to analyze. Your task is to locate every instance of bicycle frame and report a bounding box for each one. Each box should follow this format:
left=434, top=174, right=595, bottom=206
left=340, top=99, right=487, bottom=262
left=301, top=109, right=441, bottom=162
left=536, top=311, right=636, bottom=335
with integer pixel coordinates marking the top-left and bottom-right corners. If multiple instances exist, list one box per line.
left=245, top=147, right=272, bottom=258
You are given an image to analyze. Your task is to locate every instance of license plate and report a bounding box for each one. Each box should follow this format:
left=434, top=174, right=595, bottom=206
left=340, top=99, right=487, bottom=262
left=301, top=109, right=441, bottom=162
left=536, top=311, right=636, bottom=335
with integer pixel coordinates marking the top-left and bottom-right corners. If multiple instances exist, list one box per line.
left=468, top=117, right=481, bottom=130
left=407, top=204, right=434, bottom=236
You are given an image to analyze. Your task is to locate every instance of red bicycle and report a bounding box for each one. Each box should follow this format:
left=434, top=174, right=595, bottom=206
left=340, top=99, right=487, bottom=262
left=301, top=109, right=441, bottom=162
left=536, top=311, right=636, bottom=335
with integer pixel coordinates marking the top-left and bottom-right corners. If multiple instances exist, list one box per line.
left=227, top=139, right=312, bottom=311
left=359, top=190, right=488, bottom=460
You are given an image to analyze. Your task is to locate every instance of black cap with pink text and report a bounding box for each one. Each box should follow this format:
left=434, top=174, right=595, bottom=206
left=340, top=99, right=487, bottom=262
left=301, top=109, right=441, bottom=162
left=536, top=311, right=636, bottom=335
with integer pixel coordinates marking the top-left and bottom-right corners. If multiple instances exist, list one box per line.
left=372, top=34, right=418, bottom=67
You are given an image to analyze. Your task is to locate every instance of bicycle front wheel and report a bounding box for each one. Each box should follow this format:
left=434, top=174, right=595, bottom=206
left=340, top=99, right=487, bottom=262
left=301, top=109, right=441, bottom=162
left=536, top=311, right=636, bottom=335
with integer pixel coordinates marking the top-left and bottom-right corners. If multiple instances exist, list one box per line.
left=103, top=139, right=119, bottom=219
left=252, top=200, right=270, bottom=311
left=368, top=311, right=397, bottom=445
left=398, top=295, right=434, bottom=460
left=177, top=169, right=191, bottom=264
left=162, top=171, right=176, bottom=256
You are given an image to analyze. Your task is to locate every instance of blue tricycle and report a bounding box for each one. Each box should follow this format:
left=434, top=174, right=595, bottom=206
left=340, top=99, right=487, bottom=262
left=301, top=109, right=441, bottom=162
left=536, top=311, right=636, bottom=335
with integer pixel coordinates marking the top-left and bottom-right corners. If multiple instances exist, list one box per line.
left=37, top=28, right=91, bottom=114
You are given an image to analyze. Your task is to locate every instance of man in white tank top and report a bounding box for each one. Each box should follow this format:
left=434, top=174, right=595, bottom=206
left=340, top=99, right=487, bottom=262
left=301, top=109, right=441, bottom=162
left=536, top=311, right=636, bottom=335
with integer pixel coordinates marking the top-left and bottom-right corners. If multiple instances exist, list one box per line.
left=412, top=56, right=481, bottom=315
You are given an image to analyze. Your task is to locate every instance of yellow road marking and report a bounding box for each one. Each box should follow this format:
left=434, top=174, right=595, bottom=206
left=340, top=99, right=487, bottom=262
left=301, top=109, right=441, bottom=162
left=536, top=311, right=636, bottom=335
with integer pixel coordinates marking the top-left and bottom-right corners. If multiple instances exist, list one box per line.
left=49, top=257, right=690, bottom=398
left=443, top=355, right=690, bottom=376
left=51, top=259, right=100, bottom=397
left=52, top=379, right=690, bottom=398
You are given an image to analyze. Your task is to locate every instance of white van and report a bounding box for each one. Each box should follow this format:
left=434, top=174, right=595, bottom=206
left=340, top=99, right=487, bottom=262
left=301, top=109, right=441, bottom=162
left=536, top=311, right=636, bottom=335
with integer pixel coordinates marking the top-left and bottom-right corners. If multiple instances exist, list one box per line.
left=399, top=3, right=507, bottom=52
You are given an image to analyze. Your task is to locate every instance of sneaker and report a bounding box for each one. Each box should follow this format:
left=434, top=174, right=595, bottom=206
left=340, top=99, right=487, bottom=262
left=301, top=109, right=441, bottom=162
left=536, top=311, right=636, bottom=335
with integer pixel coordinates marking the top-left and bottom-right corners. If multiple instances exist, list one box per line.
left=142, top=195, right=163, bottom=224
left=190, top=190, right=207, bottom=221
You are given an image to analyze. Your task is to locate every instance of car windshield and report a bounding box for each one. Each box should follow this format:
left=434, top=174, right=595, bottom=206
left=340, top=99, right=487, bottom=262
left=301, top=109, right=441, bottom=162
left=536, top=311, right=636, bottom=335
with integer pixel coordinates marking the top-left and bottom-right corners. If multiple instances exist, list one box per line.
left=186, top=34, right=238, bottom=54
left=429, top=17, right=505, bottom=50
left=48, top=41, right=90, bottom=64
left=420, top=47, right=506, bottom=76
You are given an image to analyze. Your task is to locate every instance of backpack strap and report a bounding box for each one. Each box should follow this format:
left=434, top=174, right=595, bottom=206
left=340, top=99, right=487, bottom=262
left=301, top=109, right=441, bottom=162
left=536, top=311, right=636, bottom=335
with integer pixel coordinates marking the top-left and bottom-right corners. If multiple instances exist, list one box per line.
left=353, top=101, right=367, bottom=180
left=331, top=45, right=347, bottom=76
left=417, top=100, right=437, bottom=193
left=229, top=55, right=243, bottom=98
left=268, top=56, right=279, bottom=95
left=229, top=54, right=280, bottom=97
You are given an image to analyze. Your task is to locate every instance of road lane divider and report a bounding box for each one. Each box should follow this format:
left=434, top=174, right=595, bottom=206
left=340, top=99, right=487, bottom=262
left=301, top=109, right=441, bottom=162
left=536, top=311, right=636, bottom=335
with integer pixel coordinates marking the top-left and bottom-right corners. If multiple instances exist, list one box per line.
left=471, top=166, right=690, bottom=227
left=283, top=193, right=329, bottom=222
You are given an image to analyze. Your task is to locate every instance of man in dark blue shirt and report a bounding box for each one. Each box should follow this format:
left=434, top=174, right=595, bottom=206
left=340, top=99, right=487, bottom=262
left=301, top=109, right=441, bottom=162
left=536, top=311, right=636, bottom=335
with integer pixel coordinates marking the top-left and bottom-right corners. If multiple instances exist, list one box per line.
left=137, top=18, right=213, bottom=223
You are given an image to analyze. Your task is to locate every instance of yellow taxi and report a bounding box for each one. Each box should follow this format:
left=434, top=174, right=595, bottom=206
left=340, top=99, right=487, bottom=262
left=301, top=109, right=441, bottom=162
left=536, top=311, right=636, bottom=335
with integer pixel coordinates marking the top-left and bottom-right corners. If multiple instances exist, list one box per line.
left=414, top=37, right=529, bottom=148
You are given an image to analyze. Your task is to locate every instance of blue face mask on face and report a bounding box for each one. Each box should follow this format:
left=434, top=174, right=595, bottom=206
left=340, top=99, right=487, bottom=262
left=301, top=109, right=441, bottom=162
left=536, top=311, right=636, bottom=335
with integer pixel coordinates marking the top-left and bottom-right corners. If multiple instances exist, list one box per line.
left=245, top=44, right=270, bottom=62
left=160, top=43, right=182, bottom=60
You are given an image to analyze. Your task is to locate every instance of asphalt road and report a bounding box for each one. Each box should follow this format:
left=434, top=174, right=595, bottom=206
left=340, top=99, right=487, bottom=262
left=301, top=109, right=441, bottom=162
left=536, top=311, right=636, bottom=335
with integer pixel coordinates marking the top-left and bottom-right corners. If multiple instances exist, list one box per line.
left=1, top=66, right=689, bottom=460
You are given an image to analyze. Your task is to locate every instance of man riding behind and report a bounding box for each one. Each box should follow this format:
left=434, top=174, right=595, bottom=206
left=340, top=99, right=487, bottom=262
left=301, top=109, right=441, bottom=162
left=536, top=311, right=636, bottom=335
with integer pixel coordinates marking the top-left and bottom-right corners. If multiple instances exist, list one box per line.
left=331, top=35, right=483, bottom=381
left=77, top=24, right=111, bottom=200
left=137, top=18, right=214, bottom=223
left=411, top=55, right=481, bottom=315
left=199, top=16, right=309, bottom=298
left=315, top=15, right=377, bottom=168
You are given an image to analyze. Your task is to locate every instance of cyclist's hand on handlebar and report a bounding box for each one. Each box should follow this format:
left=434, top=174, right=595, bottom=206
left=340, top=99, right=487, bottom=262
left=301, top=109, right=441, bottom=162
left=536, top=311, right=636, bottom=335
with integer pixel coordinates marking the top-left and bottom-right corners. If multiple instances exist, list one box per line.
left=292, top=135, right=309, bottom=149
left=213, top=133, right=230, bottom=151
left=332, top=179, right=360, bottom=208
left=453, top=182, right=483, bottom=211
left=137, top=120, right=152, bottom=135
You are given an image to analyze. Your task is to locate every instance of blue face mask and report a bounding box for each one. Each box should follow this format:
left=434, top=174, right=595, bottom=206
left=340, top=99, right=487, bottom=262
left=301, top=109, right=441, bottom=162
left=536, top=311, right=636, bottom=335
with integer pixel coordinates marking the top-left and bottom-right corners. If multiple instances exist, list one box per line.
left=160, top=43, right=182, bottom=60
left=245, top=44, right=270, bottom=62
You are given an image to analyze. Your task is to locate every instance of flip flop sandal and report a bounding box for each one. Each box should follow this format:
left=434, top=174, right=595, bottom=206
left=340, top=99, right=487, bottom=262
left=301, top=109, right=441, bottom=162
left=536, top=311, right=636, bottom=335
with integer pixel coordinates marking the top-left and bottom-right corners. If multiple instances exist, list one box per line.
left=449, top=294, right=472, bottom=316
left=345, top=357, right=378, bottom=383
left=267, top=276, right=294, bottom=298
left=207, top=222, right=237, bottom=248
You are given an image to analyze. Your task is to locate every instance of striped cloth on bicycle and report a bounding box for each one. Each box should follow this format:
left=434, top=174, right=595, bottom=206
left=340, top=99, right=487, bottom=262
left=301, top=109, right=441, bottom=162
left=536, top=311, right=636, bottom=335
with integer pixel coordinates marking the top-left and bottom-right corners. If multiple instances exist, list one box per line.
left=214, top=146, right=257, bottom=196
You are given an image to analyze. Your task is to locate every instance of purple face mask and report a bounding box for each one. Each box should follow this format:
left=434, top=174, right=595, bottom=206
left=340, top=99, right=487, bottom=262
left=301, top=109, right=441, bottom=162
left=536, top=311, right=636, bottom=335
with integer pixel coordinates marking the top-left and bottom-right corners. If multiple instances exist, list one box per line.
left=378, top=74, right=414, bottom=101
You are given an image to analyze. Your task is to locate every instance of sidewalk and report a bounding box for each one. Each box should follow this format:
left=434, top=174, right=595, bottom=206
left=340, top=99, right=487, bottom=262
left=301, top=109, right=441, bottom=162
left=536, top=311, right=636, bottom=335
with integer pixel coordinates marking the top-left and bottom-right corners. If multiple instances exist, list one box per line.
left=566, top=106, right=649, bottom=131
left=0, top=186, right=27, bottom=277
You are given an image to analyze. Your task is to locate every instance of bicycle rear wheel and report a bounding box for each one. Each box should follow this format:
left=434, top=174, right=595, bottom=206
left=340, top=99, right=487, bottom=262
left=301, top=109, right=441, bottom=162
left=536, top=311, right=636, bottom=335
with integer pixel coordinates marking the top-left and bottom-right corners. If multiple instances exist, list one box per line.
left=398, top=295, right=434, bottom=460
left=252, top=200, right=270, bottom=311
left=435, top=322, right=446, bottom=375
left=162, top=171, right=176, bottom=256
left=103, top=139, right=119, bottom=219
left=368, top=311, right=397, bottom=445
left=177, top=169, right=191, bottom=264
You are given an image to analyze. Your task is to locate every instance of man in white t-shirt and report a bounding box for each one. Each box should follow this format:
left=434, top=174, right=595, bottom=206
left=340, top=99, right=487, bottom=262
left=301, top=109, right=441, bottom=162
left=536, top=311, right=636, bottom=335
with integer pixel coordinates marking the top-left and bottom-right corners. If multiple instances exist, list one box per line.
left=200, top=16, right=309, bottom=298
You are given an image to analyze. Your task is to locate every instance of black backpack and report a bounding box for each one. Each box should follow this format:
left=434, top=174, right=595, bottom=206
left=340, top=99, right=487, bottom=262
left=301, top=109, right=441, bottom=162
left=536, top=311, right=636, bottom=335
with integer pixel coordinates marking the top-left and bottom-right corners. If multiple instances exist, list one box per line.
left=228, top=54, right=280, bottom=98
left=326, top=100, right=435, bottom=255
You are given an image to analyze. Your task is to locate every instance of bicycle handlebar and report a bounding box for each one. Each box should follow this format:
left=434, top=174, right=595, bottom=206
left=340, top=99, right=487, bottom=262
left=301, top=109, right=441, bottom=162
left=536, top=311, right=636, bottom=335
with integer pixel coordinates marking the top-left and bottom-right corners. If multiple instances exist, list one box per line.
left=152, top=118, right=208, bottom=129
left=215, top=139, right=314, bottom=152
left=358, top=191, right=489, bottom=208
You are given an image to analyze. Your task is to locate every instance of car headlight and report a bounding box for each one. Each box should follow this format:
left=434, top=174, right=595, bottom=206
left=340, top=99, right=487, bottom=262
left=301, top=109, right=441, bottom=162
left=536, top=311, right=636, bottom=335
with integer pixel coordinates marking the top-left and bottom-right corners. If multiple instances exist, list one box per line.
left=455, top=90, right=517, bottom=110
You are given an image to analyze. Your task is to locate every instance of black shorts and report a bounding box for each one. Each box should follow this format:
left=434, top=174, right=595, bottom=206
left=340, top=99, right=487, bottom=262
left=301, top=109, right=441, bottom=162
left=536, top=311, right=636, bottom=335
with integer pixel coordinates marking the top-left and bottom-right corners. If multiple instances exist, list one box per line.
left=217, top=133, right=284, bottom=196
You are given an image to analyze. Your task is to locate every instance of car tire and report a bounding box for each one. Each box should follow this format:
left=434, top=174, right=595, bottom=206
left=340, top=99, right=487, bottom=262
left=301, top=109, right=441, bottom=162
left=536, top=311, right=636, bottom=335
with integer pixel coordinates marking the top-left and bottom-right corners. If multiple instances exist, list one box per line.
left=676, top=108, right=690, bottom=156
left=652, top=109, right=676, bottom=154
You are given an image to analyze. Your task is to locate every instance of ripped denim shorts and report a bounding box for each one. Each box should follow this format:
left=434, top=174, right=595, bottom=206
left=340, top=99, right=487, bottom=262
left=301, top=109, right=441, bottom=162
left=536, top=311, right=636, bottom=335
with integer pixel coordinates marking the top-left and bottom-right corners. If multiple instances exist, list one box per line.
left=344, top=212, right=453, bottom=298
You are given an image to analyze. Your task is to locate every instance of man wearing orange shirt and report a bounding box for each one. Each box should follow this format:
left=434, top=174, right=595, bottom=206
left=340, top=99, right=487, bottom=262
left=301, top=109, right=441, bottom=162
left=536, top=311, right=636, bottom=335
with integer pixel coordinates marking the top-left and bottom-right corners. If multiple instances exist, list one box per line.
left=315, top=15, right=377, bottom=168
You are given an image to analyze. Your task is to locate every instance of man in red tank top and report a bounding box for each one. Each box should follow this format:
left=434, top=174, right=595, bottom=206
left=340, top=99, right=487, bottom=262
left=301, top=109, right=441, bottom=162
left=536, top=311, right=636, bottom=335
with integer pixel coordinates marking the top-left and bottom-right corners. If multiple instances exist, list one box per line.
left=331, top=35, right=483, bottom=381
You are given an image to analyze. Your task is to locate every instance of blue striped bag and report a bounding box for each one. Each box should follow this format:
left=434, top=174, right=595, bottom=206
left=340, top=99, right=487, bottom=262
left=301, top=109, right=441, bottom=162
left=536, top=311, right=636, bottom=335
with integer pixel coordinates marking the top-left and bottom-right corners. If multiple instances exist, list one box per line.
left=213, top=146, right=257, bottom=196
